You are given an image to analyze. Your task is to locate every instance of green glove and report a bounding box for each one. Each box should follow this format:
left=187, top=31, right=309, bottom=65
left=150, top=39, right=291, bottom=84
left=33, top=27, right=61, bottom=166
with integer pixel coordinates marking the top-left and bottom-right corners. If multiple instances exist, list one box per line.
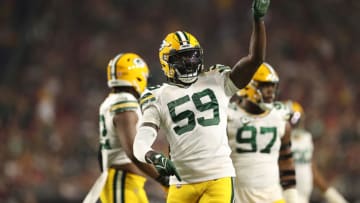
left=252, top=0, right=270, bottom=19
left=146, top=152, right=182, bottom=181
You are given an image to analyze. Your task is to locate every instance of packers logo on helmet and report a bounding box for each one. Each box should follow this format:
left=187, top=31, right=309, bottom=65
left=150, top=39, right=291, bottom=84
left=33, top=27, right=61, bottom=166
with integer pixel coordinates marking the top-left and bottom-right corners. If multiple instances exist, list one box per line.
left=107, top=53, right=149, bottom=95
left=159, top=31, right=204, bottom=86
left=237, top=63, right=279, bottom=109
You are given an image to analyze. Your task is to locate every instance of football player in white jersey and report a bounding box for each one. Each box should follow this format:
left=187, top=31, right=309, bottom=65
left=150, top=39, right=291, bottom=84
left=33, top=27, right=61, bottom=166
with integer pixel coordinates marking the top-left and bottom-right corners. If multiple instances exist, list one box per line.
left=286, top=101, right=348, bottom=203
left=83, top=53, right=166, bottom=203
left=133, top=0, right=270, bottom=202
left=227, top=63, right=298, bottom=203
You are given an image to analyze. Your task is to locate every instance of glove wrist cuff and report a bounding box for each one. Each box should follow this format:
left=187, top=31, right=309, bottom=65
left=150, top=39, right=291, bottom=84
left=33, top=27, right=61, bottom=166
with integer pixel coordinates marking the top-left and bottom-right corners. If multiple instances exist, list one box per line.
left=253, top=15, right=264, bottom=22
left=145, top=151, right=160, bottom=164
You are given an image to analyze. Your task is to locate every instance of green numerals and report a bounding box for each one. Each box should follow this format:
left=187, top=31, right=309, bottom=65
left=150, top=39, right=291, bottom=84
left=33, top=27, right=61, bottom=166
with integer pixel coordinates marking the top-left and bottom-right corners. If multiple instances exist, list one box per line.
left=260, top=127, right=277, bottom=153
left=99, top=114, right=111, bottom=149
left=168, top=95, right=196, bottom=135
left=192, top=89, right=220, bottom=126
left=167, top=88, right=220, bottom=136
left=236, top=126, right=277, bottom=154
left=293, top=149, right=312, bottom=164
left=236, top=126, right=257, bottom=153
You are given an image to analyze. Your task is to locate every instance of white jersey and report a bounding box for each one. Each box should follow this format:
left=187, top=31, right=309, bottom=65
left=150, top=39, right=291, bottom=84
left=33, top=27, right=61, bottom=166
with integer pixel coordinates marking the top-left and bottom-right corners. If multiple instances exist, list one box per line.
left=227, top=103, right=287, bottom=188
left=291, top=128, right=314, bottom=202
left=84, top=92, right=142, bottom=203
left=99, top=92, right=141, bottom=167
left=139, top=65, right=238, bottom=184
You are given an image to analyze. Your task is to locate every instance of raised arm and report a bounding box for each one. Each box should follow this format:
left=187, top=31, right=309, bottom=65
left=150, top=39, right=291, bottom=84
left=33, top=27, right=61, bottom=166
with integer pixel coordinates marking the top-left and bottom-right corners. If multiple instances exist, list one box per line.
left=229, top=0, right=270, bottom=89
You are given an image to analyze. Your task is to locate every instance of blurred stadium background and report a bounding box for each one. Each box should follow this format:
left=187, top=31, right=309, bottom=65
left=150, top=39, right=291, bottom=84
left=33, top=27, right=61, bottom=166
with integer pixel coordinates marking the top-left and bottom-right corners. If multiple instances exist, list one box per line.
left=0, top=0, right=359, bottom=202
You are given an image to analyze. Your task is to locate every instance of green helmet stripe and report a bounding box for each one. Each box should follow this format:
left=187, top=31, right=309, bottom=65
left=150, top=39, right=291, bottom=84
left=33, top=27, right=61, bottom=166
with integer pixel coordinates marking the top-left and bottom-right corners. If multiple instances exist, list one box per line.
left=110, top=53, right=124, bottom=80
left=175, top=31, right=189, bottom=45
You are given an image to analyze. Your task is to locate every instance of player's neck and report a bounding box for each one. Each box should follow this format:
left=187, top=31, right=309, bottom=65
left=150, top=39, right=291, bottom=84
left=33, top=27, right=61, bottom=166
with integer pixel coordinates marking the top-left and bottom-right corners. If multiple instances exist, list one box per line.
left=241, top=100, right=265, bottom=114
left=111, top=87, right=140, bottom=98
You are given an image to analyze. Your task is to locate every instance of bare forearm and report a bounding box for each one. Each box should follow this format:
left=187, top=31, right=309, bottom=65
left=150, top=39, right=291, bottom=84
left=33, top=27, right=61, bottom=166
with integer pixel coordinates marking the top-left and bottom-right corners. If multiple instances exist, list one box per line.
left=279, top=130, right=296, bottom=190
left=230, top=18, right=266, bottom=88
left=279, top=158, right=296, bottom=189
left=250, top=19, right=266, bottom=63
left=132, top=158, right=159, bottom=179
left=312, top=162, right=330, bottom=192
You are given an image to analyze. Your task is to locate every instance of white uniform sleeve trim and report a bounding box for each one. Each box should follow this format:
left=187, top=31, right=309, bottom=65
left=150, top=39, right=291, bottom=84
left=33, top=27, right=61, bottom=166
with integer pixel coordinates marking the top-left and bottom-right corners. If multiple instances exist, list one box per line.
left=224, top=71, right=239, bottom=96
left=133, top=125, right=157, bottom=163
left=140, top=105, right=161, bottom=126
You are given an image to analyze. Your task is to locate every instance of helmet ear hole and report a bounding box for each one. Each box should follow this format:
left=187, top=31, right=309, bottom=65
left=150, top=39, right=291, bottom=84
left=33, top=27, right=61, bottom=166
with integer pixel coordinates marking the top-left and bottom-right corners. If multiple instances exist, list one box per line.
left=137, top=77, right=142, bottom=82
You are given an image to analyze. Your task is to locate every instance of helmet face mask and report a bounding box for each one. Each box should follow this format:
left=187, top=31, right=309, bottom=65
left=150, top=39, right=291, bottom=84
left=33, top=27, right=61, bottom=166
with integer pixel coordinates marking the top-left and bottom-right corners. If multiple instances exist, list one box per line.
left=238, top=63, right=279, bottom=110
left=159, top=31, right=203, bottom=86
left=107, top=53, right=149, bottom=95
left=168, top=48, right=202, bottom=84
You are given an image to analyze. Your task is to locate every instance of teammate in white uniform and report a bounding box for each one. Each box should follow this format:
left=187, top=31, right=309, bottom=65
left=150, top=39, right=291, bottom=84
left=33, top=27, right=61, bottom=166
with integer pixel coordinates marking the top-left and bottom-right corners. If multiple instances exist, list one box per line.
left=227, top=63, right=298, bottom=203
left=286, top=101, right=348, bottom=203
left=83, top=53, right=165, bottom=203
left=133, top=1, right=270, bottom=202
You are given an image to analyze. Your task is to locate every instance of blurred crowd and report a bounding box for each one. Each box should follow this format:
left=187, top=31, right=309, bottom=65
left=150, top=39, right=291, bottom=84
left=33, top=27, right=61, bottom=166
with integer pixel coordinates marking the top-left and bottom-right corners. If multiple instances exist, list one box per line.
left=0, top=0, right=359, bottom=202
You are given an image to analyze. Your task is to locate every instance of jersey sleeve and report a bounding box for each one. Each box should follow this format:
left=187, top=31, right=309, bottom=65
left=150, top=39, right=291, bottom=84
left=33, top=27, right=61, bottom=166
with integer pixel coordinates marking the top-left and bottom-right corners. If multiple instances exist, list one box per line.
left=227, top=102, right=238, bottom=121
left=107, top=93, right=139, bottom=114
left=99, top=93, right=140, bottom=115
left=140, top=106, right=161, bottom=127
left=139, top=85, right=162, bottom=126
left=208, top=64, right=239, bottom=97
left=139, top=86, right=160, bottom=112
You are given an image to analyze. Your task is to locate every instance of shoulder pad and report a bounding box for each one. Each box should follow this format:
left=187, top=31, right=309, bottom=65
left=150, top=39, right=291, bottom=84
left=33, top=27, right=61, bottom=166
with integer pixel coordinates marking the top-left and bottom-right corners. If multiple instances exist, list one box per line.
left=273, top=101, right=291, bottom=121
left=228, top=102, right=238, bottom=111
left=273, top=101, right=287, bottom=110
left=208, top=64, right=231, bottom=73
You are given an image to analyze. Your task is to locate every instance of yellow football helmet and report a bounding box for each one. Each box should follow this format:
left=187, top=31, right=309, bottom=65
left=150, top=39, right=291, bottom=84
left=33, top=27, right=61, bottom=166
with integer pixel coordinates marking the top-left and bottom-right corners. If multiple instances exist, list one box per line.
left=237, top=83, right=261, bottom=104
left=159, top=31, right=203, bottom=86
left=107, top=53, right=149, bottom=95
left=287, top=100, right=304, bottom=126
left=252, top=62, right=279, bottom=84
left=237, top=62, right=279, bottom=109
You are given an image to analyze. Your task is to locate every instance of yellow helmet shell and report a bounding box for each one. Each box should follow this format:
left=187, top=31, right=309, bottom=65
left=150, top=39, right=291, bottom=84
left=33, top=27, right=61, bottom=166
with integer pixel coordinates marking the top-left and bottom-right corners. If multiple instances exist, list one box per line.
left=252, top=62, right=279, bottom=83
left=107, top=53, right=149, bottom=95
left=238, top=62, right=279, bottom=106
left=287, top=100, right=305, bottom=125
left=291, top=101, right=304, bottom=115
left=159, top=31, right=203, bottom=83
left=237, top=84, right=261, bottom=104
